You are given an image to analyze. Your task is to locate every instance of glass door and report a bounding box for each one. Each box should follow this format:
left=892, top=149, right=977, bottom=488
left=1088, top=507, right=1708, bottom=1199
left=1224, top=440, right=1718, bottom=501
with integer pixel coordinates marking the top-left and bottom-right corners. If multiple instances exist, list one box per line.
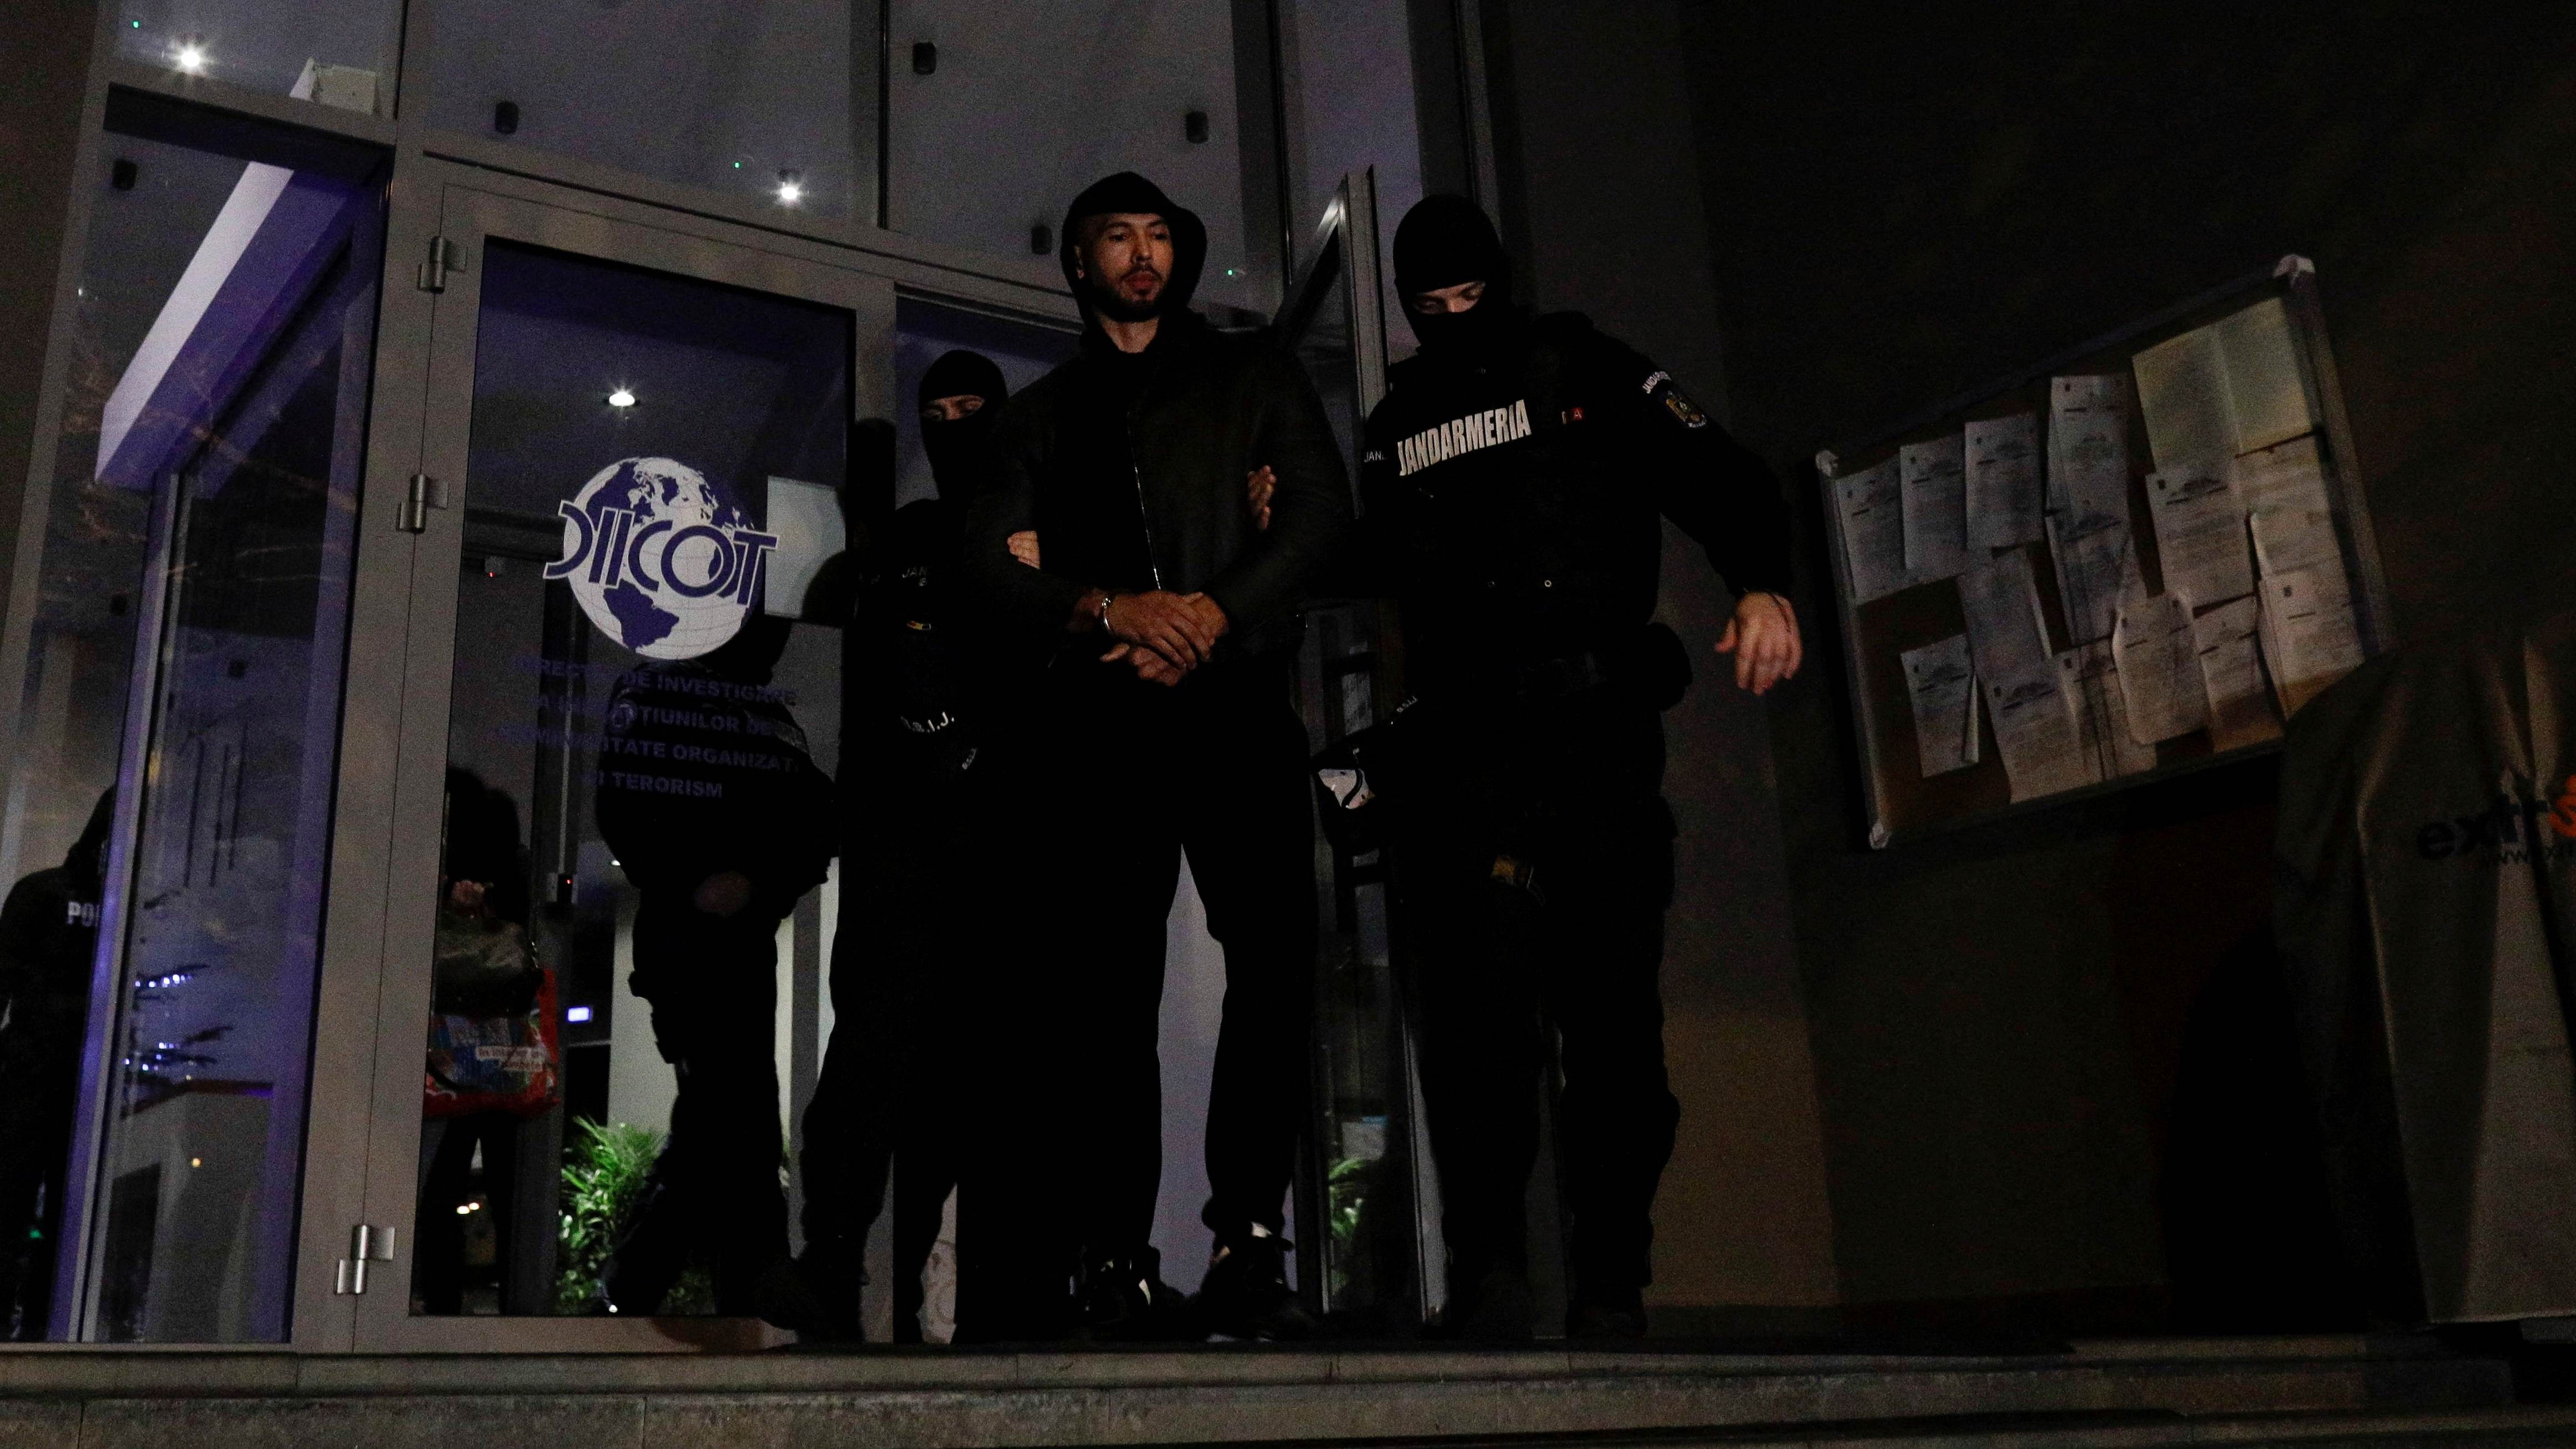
left=1274, top=170, right=1439, bottom=1330
left=346, top=171, right=891, bottom=1350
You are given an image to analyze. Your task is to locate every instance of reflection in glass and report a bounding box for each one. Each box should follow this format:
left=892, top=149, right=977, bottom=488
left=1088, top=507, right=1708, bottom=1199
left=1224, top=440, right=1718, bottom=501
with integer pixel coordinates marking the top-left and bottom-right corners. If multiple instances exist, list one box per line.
left=0, top=100, right=385, bottom=1340
left=114, top=0, right=399, bottom=113
left=885, top=0, right=1259, bottom=308
left=424, top=0, right=861, bottom=220
left=412, top=243, right=847, bottom=1315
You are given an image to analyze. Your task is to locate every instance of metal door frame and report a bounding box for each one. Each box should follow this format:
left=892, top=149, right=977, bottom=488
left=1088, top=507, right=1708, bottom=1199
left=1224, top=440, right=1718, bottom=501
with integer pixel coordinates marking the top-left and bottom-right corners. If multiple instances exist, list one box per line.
left=321, top=159, right=918, bottom=1352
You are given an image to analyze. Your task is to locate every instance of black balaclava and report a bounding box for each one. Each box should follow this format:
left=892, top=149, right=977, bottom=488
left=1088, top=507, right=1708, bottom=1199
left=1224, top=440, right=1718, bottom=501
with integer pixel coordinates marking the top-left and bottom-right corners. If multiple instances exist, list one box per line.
left=918, top=349, right=1009, bottom=497
left=1058, top=171, right=1207, bottom=337
left=1392, top=194, right=1515, bottom=354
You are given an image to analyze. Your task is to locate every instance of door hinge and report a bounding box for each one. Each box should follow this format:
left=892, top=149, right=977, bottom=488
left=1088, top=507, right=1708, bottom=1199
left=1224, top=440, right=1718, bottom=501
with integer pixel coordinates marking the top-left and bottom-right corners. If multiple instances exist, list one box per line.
left=334, top=1223, right=396, bottom=1295
left=416, top=234, right=466, bottom=292
left=396, top=473, right=447, bottom=533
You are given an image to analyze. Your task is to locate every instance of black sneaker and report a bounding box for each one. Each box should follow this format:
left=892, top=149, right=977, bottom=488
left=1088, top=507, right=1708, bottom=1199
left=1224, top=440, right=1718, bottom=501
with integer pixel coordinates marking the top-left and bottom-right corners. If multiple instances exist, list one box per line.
left=1077, top=1246, right=1197, bottom=1341
left=1193, top=1232, right=1318, bottom=1341
left=1435, top=1265, right=1535, bottom=1343
left=1565, top=1286, right=1648, bottom=1340
left=755, top=1243, right=868, bottom=1341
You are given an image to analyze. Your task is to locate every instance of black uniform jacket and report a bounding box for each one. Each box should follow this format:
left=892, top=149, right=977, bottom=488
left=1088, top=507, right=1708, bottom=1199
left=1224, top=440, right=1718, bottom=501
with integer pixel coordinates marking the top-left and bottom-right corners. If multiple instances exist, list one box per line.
left=968, top=313, right=1352, bottom=666
left=1358, top=311, right=1792, bottom=691
left=849, top=496, right=989, bottom=778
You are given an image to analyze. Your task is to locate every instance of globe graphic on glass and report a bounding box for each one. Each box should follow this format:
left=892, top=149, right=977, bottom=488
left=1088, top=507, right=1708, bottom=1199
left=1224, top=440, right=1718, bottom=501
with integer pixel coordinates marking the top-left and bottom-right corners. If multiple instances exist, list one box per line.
left=561, top=456, right=754, bottom=660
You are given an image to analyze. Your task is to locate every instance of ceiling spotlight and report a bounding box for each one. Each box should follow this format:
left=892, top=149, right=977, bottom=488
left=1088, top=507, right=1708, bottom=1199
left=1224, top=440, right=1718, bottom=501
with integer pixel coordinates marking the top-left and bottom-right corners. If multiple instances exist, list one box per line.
left=174, top=38, right=206, bottom=73
left=606, top=387, right=636, bottom=407
left=775, top=170, right=804, bottom=205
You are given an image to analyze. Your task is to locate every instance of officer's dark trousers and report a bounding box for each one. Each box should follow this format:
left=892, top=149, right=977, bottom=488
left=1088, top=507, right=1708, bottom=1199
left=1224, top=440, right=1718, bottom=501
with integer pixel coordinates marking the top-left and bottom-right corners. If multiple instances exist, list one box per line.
left=799, top=753, right=972, bottom=1341
left=1394, top=698, right=1680, bottom=1299
left=1029, top=657, right=1317, bottom=1261
left=606, top=900, right=789, bottom=1315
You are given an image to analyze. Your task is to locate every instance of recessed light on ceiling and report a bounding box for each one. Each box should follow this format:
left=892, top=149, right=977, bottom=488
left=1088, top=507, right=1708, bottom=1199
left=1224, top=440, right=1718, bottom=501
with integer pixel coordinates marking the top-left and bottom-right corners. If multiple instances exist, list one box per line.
left=776, top=170, right=804, bottom=205
left=607, top=388, right=636, bottom=407
left=174, top=39, right=207, bottom=72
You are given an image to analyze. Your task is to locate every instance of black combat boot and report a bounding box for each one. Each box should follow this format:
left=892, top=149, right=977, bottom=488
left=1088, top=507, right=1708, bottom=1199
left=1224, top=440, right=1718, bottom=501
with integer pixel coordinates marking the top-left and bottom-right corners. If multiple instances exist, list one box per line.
left=1192, top=1229, right=1318, bottom=1341
left=1076, top=1245, right=1196, bottom=1341
left=755, top=1237, right=868, bottom=1342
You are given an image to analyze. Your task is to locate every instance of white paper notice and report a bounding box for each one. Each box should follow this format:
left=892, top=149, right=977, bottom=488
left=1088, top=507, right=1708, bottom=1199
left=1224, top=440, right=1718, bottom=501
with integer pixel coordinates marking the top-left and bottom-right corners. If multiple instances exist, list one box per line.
left=2145, top=463, right=2252, bottom=604
left=2213, top=297, right=2316, bottom=453
left=2048, top=375, right=2133, bottom=518
left=2060, top=642, right=2157, bottom=779
left=1965, top=413, right=2044, bottom=548
left=1957, top=549, right=2053, bottom=685
left=2232, top=435, right=2332, bottom=516
left=2132, top=326, right=2234, bottom=473
left=2111, top=592, right=2210, bottom=744
left=1984, top=660, right=2097, bottom=802
left=2249, top=507, right=2342, bottom=580
left=2048, top=509, right=2140, bottom=645
left=1832, top=457, right=1908, bottom=604
left=2261, top=566, right=2366, bottom=715
left=1900, top=435, right=1969, bottom=581
left=2191, top=595, right=2280, bottom=752
left=1901, top=634, right=1978, bottom=777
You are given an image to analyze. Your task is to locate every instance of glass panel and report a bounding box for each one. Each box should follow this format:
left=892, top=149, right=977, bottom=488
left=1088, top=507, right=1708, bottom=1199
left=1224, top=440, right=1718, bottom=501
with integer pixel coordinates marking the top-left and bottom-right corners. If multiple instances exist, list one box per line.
left=0, top=99, right=385, bottom=1340
left=411, top=242, right=847, bottom=1316
left=423, top=0, right=864, bottom=220
left=115, top=0, right=400, bottom=115
left=885, top=0, right=1262, bottom=310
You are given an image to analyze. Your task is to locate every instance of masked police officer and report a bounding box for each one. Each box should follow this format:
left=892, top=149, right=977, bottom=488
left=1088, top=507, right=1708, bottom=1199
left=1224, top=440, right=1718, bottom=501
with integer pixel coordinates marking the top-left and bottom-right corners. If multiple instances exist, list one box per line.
left=1359, top=195, right=1801, bottom=1340
left=767, top=351, right=1014, bottom=1341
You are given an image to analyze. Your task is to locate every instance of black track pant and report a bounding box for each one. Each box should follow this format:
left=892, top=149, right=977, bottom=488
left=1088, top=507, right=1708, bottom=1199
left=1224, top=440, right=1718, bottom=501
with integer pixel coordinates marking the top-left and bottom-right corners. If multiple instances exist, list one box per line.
left=799, top=757, right=971, bottom=1341
left=1394, top=703, right=1681, bottom=1298
left=606, top=902, right=788, bottom=1315
left=1034, top=658, right=1317, bottom=1258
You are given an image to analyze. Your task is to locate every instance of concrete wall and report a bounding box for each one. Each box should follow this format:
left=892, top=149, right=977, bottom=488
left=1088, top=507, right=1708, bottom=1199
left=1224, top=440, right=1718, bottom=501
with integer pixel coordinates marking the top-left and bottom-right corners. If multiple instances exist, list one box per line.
left=0, top=0, right=95, bottom=628
left=1675, top=0, right=2576, bottom=1326
left=1483, top=0, right=1843, bottom=1318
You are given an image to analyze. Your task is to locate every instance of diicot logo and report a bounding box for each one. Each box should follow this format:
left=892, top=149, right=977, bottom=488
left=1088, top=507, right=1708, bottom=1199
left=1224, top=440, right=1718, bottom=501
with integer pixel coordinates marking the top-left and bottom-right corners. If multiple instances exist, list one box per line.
left=545, top=457, right=778, bottom=660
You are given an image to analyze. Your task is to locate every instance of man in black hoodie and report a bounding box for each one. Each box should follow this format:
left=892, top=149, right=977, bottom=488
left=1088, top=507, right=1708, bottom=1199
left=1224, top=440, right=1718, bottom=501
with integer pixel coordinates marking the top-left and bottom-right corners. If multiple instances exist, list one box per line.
left=1358, top=196, right=1801, bottom=1340
left=769, top=350, right=1012, bottom=1342
left=965, top=171, right=1349, bottom=1340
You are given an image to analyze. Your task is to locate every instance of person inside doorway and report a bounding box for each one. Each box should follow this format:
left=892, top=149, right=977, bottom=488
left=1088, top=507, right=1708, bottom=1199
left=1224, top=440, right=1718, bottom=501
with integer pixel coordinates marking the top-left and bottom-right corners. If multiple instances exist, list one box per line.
left=766, top=350, right=1014, bottom=1342
left=0, top=790, right=111, bottom=1339
left=593, top=614, right=836, bottom=1316
left=961, top=171, right=1349, bottom=1341
left=1355, top=195, right=1801, bottom=1340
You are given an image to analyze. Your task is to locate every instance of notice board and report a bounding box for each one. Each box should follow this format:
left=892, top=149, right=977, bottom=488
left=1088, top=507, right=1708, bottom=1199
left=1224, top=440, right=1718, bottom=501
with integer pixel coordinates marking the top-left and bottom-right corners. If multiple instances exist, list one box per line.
left=1817, top=258, right=2391, bottom=847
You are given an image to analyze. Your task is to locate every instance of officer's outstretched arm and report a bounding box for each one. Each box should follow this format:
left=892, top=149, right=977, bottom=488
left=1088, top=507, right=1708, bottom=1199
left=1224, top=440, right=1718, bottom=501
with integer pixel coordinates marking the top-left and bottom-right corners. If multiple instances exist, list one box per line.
left=1609, top=342, right=1802, bottom=693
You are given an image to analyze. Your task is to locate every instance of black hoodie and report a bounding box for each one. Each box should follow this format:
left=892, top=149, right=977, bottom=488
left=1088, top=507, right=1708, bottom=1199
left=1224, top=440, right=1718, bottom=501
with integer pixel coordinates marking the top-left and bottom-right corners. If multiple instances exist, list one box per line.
left=966, top=172, right=1350, bottom=667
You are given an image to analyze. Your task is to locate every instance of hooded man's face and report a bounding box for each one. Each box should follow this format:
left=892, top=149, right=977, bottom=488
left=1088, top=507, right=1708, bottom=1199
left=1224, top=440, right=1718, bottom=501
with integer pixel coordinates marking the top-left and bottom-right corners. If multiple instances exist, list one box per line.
left=1076, top=212, right=1176, bottom=322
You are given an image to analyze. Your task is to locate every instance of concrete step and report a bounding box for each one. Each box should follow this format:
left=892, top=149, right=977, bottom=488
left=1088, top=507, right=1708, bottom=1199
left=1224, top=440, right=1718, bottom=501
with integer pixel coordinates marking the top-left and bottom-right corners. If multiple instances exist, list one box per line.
left=0, top=1336, right=2538, bottom=1449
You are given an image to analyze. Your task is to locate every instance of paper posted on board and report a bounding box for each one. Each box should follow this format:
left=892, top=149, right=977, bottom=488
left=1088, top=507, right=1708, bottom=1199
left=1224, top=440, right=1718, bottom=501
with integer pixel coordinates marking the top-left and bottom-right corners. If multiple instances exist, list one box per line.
left=2048, top=508, right=2140, bottom=645
left=2232, top=435, right=2333, bottom=516
left=2130, top=296, right=2317, bottom=469
left=2191, top=595, right=2280, bottom=752
left=2048, top=374, right=2133, bottom=519
left=1965, top=413, right=2044, bottom=549
left=2146, top=463, right=2252, bottom=605
left=2111, top=592, right=2210, bottom=744
left=1832, top=456, right=1908, bottom=604
left=2060, top=641, right=2158, bottom=780
left=2261, top=566, right=2365, bottom=715
left=1901, top=435, right=1969, bottom=582
left=1985, top=659, right=2097, bottom=802
left=1901, top=634, right=1979, bottom=778
left=1957, top=549, right=2053, bottom=685
left=2249, top=507, right=2343, bottom=581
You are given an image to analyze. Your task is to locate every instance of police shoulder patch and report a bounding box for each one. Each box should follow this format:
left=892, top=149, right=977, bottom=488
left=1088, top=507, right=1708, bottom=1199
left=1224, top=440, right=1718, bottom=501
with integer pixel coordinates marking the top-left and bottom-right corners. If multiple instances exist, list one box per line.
left=1644, top=370, right=1709, bottom=429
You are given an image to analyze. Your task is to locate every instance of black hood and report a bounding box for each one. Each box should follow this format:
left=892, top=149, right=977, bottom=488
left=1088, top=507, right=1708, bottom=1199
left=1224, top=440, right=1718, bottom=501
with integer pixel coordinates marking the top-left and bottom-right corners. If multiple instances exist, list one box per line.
left=1392, top=194, right=1517, bottom=354
left=1058, top=171, right=1207, bottom=335
left=65, top=789, right=113, bottom=896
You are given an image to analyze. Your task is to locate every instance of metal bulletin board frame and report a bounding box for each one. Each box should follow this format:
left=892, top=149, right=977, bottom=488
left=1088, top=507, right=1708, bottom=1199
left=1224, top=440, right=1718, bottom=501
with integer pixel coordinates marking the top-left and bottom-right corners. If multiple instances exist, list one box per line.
left=1817, top=257, right=2392, bottom=849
